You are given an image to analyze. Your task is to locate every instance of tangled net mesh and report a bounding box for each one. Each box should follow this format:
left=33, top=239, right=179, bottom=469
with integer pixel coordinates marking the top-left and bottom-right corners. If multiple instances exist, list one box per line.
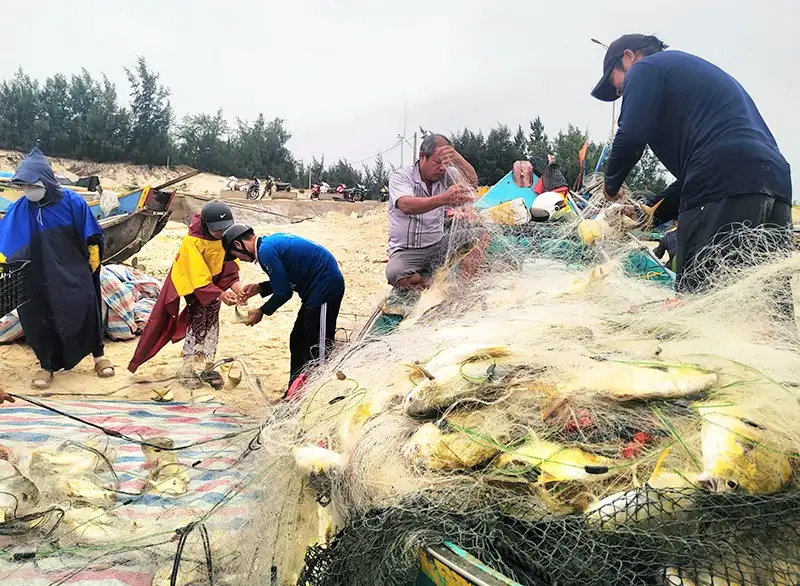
left=227, top=171, right=800, bottom=585
left=2, top=170, right=799, bottom=586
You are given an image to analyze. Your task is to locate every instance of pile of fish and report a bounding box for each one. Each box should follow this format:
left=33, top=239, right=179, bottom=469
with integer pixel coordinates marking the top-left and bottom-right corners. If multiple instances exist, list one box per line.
left=286, top=340, right=799, bottom=582
left=0, top=435, right=191, bottom=549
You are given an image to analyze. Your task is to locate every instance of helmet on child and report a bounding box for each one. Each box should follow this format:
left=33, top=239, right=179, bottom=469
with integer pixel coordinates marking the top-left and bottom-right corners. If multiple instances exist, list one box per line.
left=200, top=200, right=235, bottom=232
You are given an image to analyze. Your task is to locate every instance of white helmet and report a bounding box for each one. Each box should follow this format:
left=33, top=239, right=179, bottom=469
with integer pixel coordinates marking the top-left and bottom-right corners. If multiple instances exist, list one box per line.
left=530, top=191, right=567, bottom=221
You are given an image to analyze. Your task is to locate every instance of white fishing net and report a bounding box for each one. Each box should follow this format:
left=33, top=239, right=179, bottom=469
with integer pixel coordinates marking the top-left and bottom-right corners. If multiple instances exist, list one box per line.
left=2, top=170, right=799, bottom=586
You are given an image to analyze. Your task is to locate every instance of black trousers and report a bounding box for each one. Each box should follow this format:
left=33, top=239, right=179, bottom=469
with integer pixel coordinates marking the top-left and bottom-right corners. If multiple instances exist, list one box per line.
left=676, top=193, right=794, bottom=320
left=288, top=294, right=343, bottom=388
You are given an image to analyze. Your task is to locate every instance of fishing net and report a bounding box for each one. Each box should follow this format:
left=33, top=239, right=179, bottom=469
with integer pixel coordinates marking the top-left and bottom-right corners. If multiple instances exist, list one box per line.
left=229, top=169, right=800, bottom=585
left=2, top=167, right=799, bottom=586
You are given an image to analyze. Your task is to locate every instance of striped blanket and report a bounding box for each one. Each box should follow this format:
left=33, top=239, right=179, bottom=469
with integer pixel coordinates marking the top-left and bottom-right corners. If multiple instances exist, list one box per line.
left=0, top=399, right=261, bottom=586
left=0, top=265, right=161, bottom=343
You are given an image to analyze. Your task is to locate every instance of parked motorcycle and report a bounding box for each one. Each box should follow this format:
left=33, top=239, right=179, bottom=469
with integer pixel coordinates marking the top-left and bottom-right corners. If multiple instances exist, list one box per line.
left=246, top=178, right=261, bottom=200
left=272, top=175, right=292, bottom=192
left=344, top=184, right=366, bottom=202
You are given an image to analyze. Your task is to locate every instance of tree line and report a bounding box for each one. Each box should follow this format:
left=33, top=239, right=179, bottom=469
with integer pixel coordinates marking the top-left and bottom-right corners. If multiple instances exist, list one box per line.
left=0, top=60, right=668, bottom=194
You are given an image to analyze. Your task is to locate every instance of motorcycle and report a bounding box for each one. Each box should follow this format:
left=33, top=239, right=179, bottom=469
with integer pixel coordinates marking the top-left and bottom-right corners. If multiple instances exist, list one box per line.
left=246, top=179, right=261, bottom=200
left=379, top=186, right=388, bottom=203
left=345, top=184, right=366, bottom=202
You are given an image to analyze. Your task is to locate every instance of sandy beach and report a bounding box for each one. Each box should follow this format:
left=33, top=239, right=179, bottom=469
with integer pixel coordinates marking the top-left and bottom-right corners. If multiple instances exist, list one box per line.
left=1, top=210, right=390, bottom=416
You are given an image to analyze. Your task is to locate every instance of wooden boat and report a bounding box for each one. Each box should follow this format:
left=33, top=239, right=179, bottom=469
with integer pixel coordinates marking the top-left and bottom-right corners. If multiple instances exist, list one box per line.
left=0, top=170, right=200, bottom=224
left=0, top=173, right=191, bottom=265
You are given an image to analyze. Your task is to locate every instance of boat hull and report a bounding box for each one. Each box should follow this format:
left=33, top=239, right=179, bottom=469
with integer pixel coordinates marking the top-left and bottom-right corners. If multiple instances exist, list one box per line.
left=417, top=545, right=522, bottom=586
left=100, top=207, right=172, bottom=264
left=0, top=186, right=144, bottom=222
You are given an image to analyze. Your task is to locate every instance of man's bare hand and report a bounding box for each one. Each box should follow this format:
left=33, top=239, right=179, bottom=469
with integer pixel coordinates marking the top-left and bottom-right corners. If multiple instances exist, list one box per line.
left=435, top=145, right=459, bottom=165
left=0, top=389, right=15, bottom=405
left=246, top=308, right=264, bottom=327
left=237, top=283, right=261, bottom=304
left=445, top=185, right=475, bottom=206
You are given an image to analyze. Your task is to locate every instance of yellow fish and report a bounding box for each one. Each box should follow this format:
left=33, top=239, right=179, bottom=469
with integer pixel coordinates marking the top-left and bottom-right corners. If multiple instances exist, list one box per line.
left=292, top=445, right=343, bottom=477
left=554, top=262, right=614, bottom=298
left=697, top=412, right=792, bottom=494
left=563, top=361, right=718, bottom=401
left=29, top=443, right=115, bottom=477
left=141, top=438, right=190, bottom=497
left=61, top=478, right=116, bottom=508
left=421, top=344, right=520, bottom=377
left=402, top=359, right=509, bottom=417
left=494, top=435, right=617, bottom=484
left=402, top=409, right=509, bottom=471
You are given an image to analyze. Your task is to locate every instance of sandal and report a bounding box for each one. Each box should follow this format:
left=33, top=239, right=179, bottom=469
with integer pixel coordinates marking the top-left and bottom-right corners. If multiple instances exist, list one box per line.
left=94, top=358, right=116, bottom=378
left=32, top=370, right=54, bottom=390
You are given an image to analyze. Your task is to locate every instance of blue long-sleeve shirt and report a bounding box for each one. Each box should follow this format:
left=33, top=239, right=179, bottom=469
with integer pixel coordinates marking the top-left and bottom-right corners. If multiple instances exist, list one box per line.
left=605, top=50, right=792, bottom=213
left=255, top=233, right=345, bottom=315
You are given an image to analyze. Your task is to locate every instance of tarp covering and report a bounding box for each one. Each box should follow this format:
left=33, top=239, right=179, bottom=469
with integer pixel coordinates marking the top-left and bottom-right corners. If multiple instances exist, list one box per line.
left=0, top=399, right=260, bottom=586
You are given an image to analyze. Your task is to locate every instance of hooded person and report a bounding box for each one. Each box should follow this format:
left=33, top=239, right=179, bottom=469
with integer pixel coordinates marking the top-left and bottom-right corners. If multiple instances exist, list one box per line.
left=0, top=147, right=112, bottom=389
left=127, top=201, right=241, bottom=387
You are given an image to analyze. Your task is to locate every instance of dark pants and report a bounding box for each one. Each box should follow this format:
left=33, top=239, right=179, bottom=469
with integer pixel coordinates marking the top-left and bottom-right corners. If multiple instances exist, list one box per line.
left=676, top=193, right=794, bottom=320
left=288, top=294, right=343, bottom=388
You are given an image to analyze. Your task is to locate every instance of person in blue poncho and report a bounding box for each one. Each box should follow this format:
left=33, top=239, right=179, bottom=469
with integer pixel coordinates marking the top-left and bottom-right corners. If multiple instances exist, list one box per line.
left=0, top=148, right=114, bottom=389
left=221, top=223, right=345, bottom=391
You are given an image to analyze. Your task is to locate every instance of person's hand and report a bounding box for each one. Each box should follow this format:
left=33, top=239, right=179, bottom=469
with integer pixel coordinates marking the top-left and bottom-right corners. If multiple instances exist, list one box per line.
left=444, top=184, right=475, bottom=206
left=246, top=308, right=264, bottom=327
left=0, top=389, right=15, bottom=405
left=237, top=283, right=261, bottom=304
left=220, top=291, right=238, bottom=306
left=435, top=145, right=460, bottom=165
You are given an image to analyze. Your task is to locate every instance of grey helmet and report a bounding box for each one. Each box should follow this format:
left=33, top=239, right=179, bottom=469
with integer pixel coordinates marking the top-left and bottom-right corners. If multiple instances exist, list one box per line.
left=222, top=223, right=255, bottom=255
left=200, top=200, right=235, bottom=232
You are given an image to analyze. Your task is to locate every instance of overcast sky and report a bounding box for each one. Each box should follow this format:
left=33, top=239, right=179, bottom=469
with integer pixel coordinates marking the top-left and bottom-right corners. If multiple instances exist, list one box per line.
left=3, top=0, right=797, bottom=192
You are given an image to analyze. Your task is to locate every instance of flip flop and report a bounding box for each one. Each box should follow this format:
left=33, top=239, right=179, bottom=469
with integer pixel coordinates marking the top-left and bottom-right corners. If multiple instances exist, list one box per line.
left=94, top=358, right=116, bottom=378
left=32, top=370, right=54, bottom=390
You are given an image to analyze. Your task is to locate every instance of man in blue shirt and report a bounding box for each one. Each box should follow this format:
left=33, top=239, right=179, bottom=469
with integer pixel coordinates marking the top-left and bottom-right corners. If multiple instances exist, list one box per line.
left=592, top=34, right=793, bottom=318
left=222, top=223, right=345, bottom=389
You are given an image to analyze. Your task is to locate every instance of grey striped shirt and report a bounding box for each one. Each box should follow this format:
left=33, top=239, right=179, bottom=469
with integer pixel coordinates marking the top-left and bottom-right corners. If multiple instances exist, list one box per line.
left=387, top=163, right=451, bottom=255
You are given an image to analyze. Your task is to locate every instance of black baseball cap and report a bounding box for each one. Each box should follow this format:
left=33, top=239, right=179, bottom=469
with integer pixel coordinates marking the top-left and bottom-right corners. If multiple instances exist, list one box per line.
left=591, top=34, right=654, bottom=102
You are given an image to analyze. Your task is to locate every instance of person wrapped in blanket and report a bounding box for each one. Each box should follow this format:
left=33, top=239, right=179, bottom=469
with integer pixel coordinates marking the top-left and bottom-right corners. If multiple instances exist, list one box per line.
left=0, top=147, right=113, bottom=390
left=127, top=201, right=241, bottom=388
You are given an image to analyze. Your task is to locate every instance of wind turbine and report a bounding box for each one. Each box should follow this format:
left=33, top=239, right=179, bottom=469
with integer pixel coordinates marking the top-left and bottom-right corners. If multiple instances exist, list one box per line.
left=397, top=102, right=408, bottom=167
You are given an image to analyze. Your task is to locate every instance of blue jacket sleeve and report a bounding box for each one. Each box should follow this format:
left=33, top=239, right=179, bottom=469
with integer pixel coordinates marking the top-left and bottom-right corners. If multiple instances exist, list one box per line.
left=605, top=63, right=665, bottom=196
left=70, top=192, right=103, bottom=242
left=258, top=245, right=292, bottom=316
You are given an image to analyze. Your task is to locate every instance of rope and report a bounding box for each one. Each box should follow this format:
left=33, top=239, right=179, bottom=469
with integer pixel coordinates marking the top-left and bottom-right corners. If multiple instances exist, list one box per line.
left=5, top=392, right=260, bottom=451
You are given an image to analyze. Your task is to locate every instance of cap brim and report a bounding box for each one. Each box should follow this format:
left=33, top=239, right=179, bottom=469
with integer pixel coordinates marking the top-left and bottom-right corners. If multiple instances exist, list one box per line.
left=591, top=72, right=620, bottom=102
left=206, top=219, right=234, bottom=231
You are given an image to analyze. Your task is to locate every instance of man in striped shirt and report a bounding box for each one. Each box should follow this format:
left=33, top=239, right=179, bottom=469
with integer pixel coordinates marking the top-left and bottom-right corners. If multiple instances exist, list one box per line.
left=386, top=134, right=477, bottom=289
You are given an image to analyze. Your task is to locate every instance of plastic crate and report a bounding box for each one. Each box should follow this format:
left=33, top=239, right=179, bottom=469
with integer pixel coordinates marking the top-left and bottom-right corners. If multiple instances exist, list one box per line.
left=0, top=261, right=31, bottom=316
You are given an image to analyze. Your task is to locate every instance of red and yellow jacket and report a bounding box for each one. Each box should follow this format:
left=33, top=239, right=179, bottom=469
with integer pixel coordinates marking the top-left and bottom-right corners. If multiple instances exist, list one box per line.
left=127, top=214, right=239, bottom=373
